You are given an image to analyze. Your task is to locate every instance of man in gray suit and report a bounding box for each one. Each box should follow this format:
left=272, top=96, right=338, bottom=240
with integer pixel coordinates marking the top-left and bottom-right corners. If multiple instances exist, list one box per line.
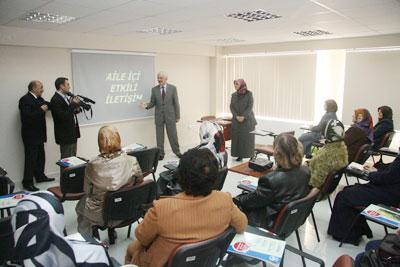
left=141, top=72, right=181, bottom=160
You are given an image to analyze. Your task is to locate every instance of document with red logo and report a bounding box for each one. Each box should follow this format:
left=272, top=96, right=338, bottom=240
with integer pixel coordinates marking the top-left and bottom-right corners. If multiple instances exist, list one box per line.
left=0, top=192, right=29, bottom=209
left=227, top=231, right=286, bottom=266
left=361, top=204, right=400, bottom=228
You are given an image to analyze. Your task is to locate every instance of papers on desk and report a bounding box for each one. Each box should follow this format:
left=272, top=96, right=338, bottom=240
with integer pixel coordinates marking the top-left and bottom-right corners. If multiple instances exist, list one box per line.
left=227, top=231, right=286, bottom=266
left=122, top=143, right=146, bottom=153
left=250, top=129, right=273, bottom=136
left=0, top=192, right=29, bottom=209
left=238, top=176, right=258, bottom=192
left=57, top=157, right=87, bottom=168
left=347, top=162, right=364, bottom=171
left=362, top=204, right=400, bottom=228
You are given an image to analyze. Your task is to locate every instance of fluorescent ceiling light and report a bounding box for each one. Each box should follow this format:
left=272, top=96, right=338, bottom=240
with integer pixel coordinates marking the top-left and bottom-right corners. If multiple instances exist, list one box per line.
left=226, top=9, right=281, bottom=22
left=137, top=27, right=182, bottom=35
left=21, top=11, right=75, bottom=24
left=347, top=46, right=400, bottom=53
left=225, top=50, right=316, bottom=58
left=214, top=38, right=246, bottom=44
left=293, top=30, right=332, bottom=37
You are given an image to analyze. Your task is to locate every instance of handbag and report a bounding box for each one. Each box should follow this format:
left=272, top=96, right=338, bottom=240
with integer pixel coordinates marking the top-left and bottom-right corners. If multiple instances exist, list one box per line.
left=361, top=234, right=400, bottom=267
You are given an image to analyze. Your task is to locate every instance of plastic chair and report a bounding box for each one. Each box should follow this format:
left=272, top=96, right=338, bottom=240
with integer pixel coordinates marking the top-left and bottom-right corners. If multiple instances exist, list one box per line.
left=0, top=176, right=15, bottom=217
left=166, top=227, right=236, bottom=267
left=255, top=131, right=295, bottom=159
left=270, top=188, right=320, bottom=267
left=48, top=164, right=86, bottom=202
left=92, top=179, right=157, bottom=244
left=213, top=167, right=228, bottom=191
left=344, top=144, right=372, bottom=185
left=128, top=147, right=160, bottom=182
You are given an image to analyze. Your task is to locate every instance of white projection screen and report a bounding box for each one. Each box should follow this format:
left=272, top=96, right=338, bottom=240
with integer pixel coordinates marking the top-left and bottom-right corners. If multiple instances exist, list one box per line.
left=71, top=50, right=155, bottom=125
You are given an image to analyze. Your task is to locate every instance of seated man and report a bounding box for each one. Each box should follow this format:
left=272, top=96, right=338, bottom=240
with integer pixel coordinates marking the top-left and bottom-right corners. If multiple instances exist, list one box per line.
left=75, top=126, right=142, bottom=235
left=125, top=149, right=247, bottom=267
left=234, top=133, right=310, bottom=228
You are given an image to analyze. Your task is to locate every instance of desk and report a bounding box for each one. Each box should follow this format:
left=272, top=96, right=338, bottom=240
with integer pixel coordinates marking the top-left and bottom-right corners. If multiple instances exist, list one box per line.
left=198, top=118, right=232, bottom=141
left=229, top=161, right=272, bottom=178
left=0, top=192, right=29, bottom=217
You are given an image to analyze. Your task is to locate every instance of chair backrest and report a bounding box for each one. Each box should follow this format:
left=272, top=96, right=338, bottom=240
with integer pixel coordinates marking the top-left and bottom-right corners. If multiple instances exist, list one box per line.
left=271, top=188, right=320, bottom=238
left=103, top=179, right=157, bottom=224
left=354, top=144, right=373, bottom=164
left=60, top=165, right=86, bottom=194
left=213, top=167, right=228, bottom=191
left=332, top=255, right=354, bottom=267
left=166, top=227, right=236, bottom=267
left=379, top=131, right=395, bottom=148
left=318, top=168, right=345, bottom=200
left=128, top=147, right=160, bottom=174
left=200, top=115, right=216, bottom=121
left=0, top=176, right=15, bottom=196
left=0, top=216, right=14, bottom=262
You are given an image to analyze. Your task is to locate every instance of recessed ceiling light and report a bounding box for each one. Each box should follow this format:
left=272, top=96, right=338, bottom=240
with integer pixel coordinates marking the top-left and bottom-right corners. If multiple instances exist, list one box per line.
left=226, top=9, right=281, bottom=22
left=21, top=11, right=75, bottom=24
left=293, top=30, right=332, bottom=37
left=214, top=38, right=246, bottom=44
left=137, top=27, right=182, bottom=35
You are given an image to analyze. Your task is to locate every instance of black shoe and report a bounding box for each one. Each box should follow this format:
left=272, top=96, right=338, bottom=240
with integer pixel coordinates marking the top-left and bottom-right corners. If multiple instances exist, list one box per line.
left=36, top=177, right=55, bottom=183
left=159, top=155, right=165, bottom=161
left=23, top=184, right=40, bottom=192
left=236, top=157, right=243, bottom=161
left=176, top=153, right=182, bottom=158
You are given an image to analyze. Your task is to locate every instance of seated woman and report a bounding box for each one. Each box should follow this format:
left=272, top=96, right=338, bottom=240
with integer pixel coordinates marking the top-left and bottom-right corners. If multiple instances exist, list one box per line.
left=309, top=119, right=348, bottom=189
left=234, top=133, right=310, bottom=228
left=299, top=99, right=338, bottom=158
left=327, top=153, right=400, bottom=245
left=344, top=108, right=373, bottom=162
left=76, top=125, right=143, bottom=235
left=125, top=149, right=248, bottom=267
left=373, top=105, right=394, bottom=149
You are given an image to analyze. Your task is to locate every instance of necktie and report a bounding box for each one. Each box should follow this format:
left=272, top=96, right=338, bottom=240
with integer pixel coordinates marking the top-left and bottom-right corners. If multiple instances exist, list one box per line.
left=161, top=86, right=165, bottom=100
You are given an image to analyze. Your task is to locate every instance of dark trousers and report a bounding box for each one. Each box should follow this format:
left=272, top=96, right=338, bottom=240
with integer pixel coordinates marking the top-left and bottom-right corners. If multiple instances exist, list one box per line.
left=23, top=143, right=46, bottom=186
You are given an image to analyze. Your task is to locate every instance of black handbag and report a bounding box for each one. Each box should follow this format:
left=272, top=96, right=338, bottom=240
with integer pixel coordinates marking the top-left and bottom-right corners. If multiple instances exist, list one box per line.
left=361, top=234, right=400, bottom=267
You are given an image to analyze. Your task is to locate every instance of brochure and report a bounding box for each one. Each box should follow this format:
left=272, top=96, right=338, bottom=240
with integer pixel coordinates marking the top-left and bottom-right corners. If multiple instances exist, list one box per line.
left=238, top=176, right=259, bottom=191
left=0, top=192, right=29, bottom=209
left=57, top=156, right=87, bottom=168
left=362, top=204, right=400, bottom=228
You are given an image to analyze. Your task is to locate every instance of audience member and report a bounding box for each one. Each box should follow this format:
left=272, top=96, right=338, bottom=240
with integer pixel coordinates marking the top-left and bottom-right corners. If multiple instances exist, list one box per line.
left=198, top=120, right=228, bottom=168
left=76, top=126, right=142, bottom=235
left=234, top=133, right=310, bottom=228
left=125, top=149, right=247, bottom=267
left=299, top=99, right=338, bottom=158
left=373, top=105, right=394, bottom=149
left=344, top=108, right=373, bottom=162
left=327, top=153, right=400, bottom=245
left=230, top=79, right=257, bottom=161
left=309, top=119, right=348, bottom=189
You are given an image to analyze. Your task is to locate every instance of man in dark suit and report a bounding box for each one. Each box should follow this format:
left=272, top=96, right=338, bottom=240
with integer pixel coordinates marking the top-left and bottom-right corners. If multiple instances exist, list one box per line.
left=141, top=72, right=181, bottom=160
left=19, top=80, right=55, bottom=191
left=50, top=77, right=81, bottom=159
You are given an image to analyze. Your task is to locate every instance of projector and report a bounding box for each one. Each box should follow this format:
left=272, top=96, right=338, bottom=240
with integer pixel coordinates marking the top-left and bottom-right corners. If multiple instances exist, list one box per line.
left=248, top=158, right=273, bottom=172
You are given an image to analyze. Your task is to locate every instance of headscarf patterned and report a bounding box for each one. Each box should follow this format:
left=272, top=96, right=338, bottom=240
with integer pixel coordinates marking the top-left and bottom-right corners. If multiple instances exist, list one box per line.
left=354, top=108, right=374, bottom=142
left=234, top=79, right=248, bottom=95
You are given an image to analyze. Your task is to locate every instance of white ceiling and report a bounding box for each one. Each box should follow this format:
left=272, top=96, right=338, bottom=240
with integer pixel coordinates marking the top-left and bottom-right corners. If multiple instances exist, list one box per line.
left=1, top=0, right=400, bottom=46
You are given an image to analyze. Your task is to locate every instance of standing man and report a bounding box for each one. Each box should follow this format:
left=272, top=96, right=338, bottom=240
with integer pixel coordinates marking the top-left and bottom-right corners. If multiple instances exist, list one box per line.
left=19, top=80, right=55, bottom=192
left=141, top=72, right=181, bottom=160
left=50, top=77, right=81, bottom=159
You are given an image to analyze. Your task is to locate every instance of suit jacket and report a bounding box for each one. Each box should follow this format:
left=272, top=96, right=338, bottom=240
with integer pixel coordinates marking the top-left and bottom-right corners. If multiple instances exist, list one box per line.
left=126, top=191, right=248, bottom=267
left=146, top=84, right=180, bottom=125
left=18, top=92, right=47, bottom=145
left=234, top=165, right=310, bottom=228
left=50, top=92, right=80, bottom=145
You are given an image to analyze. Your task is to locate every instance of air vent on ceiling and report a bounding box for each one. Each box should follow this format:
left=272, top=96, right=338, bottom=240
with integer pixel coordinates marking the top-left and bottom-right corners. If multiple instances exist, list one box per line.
left=137, top=27, right=182, bottom=35
left=293, top=30, right=332, bottom=37
left=21, top=11, right=75, bottom=24
left=226, top=9, right=281, bottom=22
left=214, top=38, right=246, bottom=44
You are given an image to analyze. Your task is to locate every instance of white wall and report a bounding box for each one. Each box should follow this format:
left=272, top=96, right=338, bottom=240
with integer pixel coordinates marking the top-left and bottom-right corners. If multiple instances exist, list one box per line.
left=0, top=44, right=212, bottom=186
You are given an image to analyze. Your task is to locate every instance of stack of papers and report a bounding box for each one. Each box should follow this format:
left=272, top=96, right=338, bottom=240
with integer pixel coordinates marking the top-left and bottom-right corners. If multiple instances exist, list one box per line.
left=122, top=143, right=146, bottom=153
left=238, top=176, right=259, bottom=191
left=347, top=162, right=364, bottom=171
left=0, top=192, right=29, bottom=209
left=362, top=204, right=400, bottom=228
left=227, top=231, right=286, bottom=266
left=57, top=157, right=87, bottom=168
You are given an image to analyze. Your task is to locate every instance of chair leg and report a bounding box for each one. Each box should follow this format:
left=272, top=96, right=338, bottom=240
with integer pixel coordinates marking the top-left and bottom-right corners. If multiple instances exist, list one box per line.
left=328, top=196, right=333, bottom=211
left=295, top=230, right=306, bottom=267
left=92, top=227, right=100, bottom=240
left=384, top=225, right=388, bottom=235
left=6, top=208, right=11, bottom=217
left=108, top=228, right=116, bottom=245
left=356, top=177, right=360, bottom=184
left=127, top=224, right=132, bottom=238
left=344, top=173, right=349, bottom=185
left=310, top=210, right=320, bottom=242
left=1, top=209, right=4, bottom=218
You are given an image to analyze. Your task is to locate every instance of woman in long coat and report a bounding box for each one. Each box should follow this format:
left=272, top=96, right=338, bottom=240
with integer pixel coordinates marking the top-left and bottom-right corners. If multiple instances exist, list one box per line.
left=230, top=79, right=257, bottom=161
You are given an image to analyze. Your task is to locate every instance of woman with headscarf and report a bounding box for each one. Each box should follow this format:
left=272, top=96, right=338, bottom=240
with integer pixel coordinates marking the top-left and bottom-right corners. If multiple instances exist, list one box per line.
left=308, top=119, right=348, bottom=189
left=344, top=108, right=373, bottom=162
left=198, top=121, right=228, bottom=168
left=230, top=79, right=257, bottom=161
left=373, top=106, right=394, bottom=149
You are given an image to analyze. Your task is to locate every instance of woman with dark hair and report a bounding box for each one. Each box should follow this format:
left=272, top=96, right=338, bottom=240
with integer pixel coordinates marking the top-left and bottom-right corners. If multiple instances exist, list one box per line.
left=344, top=108, right=373, bottom=162
left=373, top=106, right=394, bottom=149
left=230, top=79, right=257, bottom=161
left=299, top=99, right=338, bottom=158
left=234, top=133, right=310, bottom=228
left=75, top=126, right=143, bottom=235
left=125, top=149, right=247, bottom=267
